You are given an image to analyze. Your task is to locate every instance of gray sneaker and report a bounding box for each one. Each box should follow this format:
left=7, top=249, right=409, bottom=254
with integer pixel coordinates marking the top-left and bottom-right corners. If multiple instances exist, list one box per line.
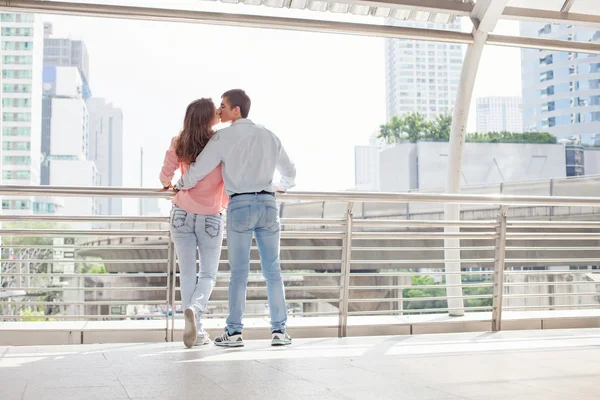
left=193, top=331, right=211, bottom=346
left=183, top=308, right=198, bottom=349
left=271, top=330, right=292, bottom=346
left=214, top=331, right=244, bottom=347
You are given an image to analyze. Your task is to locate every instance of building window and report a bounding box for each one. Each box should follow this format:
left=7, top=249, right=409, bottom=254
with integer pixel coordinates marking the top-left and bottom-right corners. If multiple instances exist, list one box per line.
left=2, top=98, right=30, bottom=108
left=538, top=24, right=552, bottom=35
left=2, top=55, right=33, bottom=65
left=3, top=127, right=31, bottom=136
left=2, top=112, right=31, bottom=122
left=549, top=117, right=556, bottom=127
left=540, top=71, right=554, bottom=82
left=1, top=41, right=33, bottom=51
left=541, top=86, right=555, bottom=97
left=3, top=156, right=31, bottom=165
left=3, top=170, right=30, bottom=180
left=1, top=27, right=33, bottom=36
left=539, top=55, right=553, bottom=65
left=3, top=84, right=32, bottom=93
left=3, top=141, right=30, bottom=150
left=2, top=69, right=33, bottom=79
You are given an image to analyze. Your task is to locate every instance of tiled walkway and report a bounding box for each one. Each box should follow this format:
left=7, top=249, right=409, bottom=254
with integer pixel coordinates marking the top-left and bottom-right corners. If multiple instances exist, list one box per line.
left=2, top=328, right=599, bottom=399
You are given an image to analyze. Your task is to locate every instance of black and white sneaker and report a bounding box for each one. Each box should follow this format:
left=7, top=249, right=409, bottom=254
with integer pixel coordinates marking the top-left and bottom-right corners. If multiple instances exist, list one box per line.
left=271, top=330, right=292, bottom=346
left=214, top=331, right=244, bottom=347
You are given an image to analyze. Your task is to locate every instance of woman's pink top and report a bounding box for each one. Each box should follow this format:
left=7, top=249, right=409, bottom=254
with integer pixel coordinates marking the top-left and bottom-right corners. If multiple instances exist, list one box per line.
left=159, top=136, right=228, bottom=215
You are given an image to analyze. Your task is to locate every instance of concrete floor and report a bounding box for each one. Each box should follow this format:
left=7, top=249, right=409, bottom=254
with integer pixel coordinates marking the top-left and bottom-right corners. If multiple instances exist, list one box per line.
left=1, top=328, right=600, bottom=400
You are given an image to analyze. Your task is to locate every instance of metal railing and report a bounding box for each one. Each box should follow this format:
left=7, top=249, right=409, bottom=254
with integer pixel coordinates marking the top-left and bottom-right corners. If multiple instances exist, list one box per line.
left=1, top=184, right=600, bottom=340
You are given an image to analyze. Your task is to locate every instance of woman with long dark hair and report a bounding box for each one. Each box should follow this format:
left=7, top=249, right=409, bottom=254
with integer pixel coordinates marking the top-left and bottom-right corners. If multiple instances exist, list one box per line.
left=160, top=98, right=228, bottom=348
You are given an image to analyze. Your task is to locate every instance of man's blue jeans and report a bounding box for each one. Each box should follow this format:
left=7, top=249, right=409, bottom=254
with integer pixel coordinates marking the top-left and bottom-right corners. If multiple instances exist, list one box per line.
left=225, top=193, right=287, bottom=334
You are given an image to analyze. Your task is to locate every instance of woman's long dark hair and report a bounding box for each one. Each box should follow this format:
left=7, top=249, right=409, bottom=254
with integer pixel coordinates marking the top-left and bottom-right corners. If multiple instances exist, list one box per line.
left=175, top=98, right=215, bottom=164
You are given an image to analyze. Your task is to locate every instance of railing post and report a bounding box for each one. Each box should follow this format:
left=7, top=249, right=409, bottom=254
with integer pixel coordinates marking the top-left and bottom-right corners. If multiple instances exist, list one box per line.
left=492, top=205, right=509, bottom=332
left=165, top=232, right=174, bottom=342
left=169, top=239, right=177, bottom=342
left=338, top=201, right=353, bottom=338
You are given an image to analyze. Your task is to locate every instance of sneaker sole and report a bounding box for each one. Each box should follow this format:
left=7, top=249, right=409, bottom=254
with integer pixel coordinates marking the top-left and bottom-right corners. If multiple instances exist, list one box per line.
left=183, top=309, right=197, bottom=349
left=271, top=340, right=292, bottom=346
left=214, top=341, right=244, bottom=347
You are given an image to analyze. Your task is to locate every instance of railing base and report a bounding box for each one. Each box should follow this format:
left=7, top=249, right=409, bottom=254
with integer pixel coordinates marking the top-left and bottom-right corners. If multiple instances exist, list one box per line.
left=2, top=310, right=600, bottom=346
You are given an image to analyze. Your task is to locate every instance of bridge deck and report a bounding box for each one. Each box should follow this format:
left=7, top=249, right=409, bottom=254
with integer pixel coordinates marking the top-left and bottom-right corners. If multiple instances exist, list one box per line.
left=2, top=327, right=599, bottom=400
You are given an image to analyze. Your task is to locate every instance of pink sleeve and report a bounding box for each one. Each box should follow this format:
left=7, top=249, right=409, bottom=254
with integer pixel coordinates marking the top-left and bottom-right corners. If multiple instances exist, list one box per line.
left=159, top=136, right=179, bottom=185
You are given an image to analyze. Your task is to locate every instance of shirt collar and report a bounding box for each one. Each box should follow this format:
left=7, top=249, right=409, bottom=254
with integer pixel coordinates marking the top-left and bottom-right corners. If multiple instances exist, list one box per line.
left=232, top=118, right=253, bottom=125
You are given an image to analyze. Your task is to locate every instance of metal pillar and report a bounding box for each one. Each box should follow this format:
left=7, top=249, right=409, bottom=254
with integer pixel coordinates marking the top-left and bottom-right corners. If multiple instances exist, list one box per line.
left=338, top=202, right=353, bottom=338
left=443, top=30, right=488, bottom=317
left=492, top=205, right=509, bottom=331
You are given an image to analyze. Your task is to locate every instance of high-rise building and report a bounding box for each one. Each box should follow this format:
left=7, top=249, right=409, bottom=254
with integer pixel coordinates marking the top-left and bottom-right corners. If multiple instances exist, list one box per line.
left=42, top=66, right=97, bottom=216
left=0, top=12, right=45, bottom=214
left=42, top=23, right=91, bottom=100
left=476, top=96, right=523, bottom=133
left=87, top=97, right=123, bottom=216
left=385, top=20, right=463, bottom=122
left=521, top=23, right=600, bottom=143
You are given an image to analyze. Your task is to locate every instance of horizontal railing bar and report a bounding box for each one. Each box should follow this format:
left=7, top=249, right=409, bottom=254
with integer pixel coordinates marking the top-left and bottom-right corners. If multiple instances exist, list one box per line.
left=352, top=220, right=498, bottom=228
left=0, top=245, right=169, bottom=250
left=507, top=233, right=600, bottom=240
left=188, top=311, right=340, bottom=318
left=0, top=273, right=168, bottom=277
left=353, top=232, right=497, bottom=240
left=3, top=185, right=600, bottom=207
left=0, top=287, right=168, bottom=291
left=349, top=259, right=494, bottom=264
left=281, top=191, right=600, bottom=207
left=213, top=272, right=342, bottom=277
left=0, top=229, right=168, bottom=237
left=278, top=246, right=343, bottom=251
left=214, top=260, right=342, bottom=264
left=350, top=283, right=493, bottom=290
left=348, top=295, right=492, bottom=303
left=503, top=304, right=600, bottom=310
left=351, top=246, right=496, bottom=251
left=0, top=259, right=168, bottom=264
left=506, top=259, right=600, bottom=263
left=508, top=221, right=600, bottom=228
left=504, top=292, right=600, bottom=298
left=505, top=270, right=600, bottom=275
left=506, top=247, right=600, bottom=251
left=0, top=315, right=167, bottom=320
left=176, top=298, right=339, bottom=305
left=505, top=281, right=598, bottom=286
left=209, top=286, right=340, bottom=291
left=0, top=215, right=168, bottom=223
left=348, top=306, right=492, bottom=315
left=281, top=218, right=345, bottom=225
left=0, top=300, right=165, bottom=305
left=349, top=271, right=493, bottom=277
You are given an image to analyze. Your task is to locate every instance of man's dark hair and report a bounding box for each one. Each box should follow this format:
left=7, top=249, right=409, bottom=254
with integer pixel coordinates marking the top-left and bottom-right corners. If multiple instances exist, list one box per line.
left=222, top=89, right=251, bottom=119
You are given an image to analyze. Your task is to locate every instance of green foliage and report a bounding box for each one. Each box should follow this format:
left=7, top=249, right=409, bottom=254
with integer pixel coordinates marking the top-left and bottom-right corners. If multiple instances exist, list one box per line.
left=20, top=308, right=56, bottom=322
left=379, top=113, right=555, bottom=144
left=402, top=274, right=493, bottom=311
left=402, top=275, right=447, bottom=310
left=466, top=131, right=557, bottom=144
left=2, top=221, right=60, bottom=246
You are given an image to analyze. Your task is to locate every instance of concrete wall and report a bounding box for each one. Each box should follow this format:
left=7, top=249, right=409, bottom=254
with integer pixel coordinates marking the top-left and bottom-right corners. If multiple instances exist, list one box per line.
left=379, top=142, right=567, bottom=192
left=584, top=148, right=600, bottom=176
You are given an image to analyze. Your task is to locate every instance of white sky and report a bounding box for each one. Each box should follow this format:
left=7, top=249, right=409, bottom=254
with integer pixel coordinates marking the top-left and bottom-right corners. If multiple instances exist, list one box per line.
left=42, top=6, right=523, bottom=214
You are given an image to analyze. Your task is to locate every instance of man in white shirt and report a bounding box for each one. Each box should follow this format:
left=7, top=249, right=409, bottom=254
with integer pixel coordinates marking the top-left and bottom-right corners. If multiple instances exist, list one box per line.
left=176, top=89, right=296, bottom=347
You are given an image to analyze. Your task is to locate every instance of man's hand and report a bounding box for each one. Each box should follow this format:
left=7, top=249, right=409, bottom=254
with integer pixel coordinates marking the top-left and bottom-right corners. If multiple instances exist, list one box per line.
left=275, top=187, right=286, bottom=194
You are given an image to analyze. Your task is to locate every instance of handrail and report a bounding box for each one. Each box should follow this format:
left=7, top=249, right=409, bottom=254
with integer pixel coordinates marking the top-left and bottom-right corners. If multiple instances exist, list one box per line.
left=2, top=184, right=600, bottom=207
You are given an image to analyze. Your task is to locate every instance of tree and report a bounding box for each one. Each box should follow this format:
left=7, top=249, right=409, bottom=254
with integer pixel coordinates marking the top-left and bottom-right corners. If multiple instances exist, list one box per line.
left=378, top=115, right=405, bottom=144
left=402, top=275, right=447, bottom=311
left=379, top=114, right=556, bottom=145
left=425, top=113, right=452, bottom=142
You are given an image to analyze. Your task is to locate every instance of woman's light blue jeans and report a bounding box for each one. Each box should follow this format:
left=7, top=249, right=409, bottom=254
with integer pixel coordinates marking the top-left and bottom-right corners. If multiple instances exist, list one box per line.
left=170, top=204, right=223, bottom=333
